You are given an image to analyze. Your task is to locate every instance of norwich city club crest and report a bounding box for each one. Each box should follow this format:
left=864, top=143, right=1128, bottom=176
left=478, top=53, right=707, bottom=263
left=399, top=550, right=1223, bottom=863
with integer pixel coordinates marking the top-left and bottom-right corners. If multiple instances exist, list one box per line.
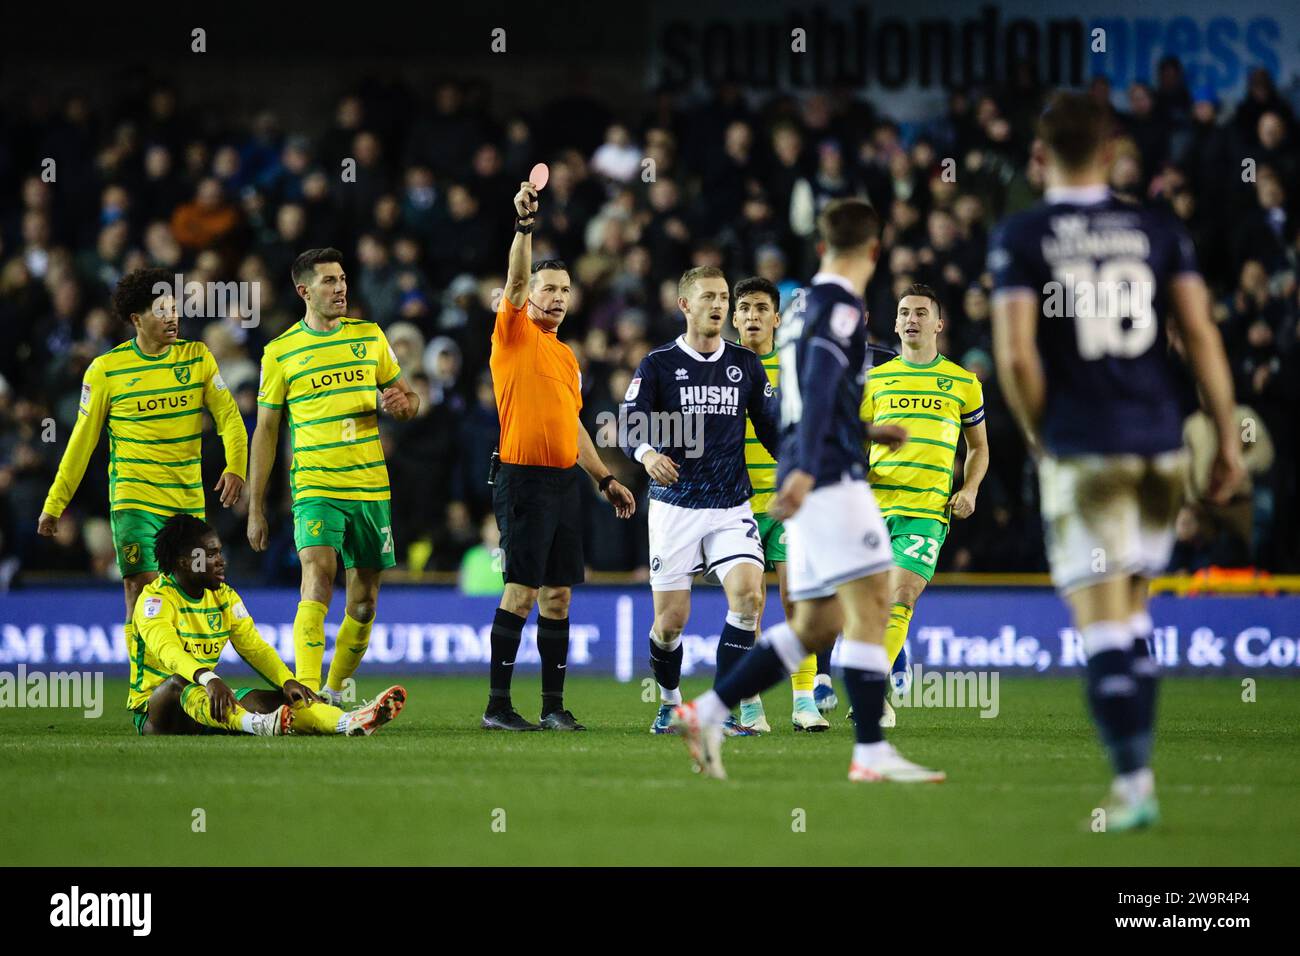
left=173, top=365, right=192, bottom=385
left=207, top=612, right=223, bottom=631
left=307, top=519, right=323, bottom=537
left=350, top=343, right=367, bottom=359
left=122, top=542, right=141, bottom=565
left=937, top=377, right=953, bottom=392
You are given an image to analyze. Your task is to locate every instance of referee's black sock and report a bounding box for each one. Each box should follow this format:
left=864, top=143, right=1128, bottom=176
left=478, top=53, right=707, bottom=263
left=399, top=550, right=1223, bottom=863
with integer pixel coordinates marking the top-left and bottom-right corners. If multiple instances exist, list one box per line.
left=487, top=607, right=527, bottom=713
left=537, top=615, right=570, bottom=715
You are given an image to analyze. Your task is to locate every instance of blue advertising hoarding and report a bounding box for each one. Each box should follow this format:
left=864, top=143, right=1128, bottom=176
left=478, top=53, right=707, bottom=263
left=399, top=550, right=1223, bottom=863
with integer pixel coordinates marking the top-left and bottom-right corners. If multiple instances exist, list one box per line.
left=1, top=586, right=1296, bottom=679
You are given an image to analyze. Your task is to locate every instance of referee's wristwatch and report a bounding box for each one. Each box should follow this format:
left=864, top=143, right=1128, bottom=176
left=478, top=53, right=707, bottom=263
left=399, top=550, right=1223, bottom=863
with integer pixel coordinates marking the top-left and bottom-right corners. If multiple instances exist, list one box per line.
left=598, top=474, right=615, bottom=493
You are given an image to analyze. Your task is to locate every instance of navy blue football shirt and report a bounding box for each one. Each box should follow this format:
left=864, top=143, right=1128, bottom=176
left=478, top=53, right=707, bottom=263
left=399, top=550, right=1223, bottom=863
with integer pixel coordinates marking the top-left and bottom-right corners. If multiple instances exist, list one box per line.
left=776, top=273, right=878, bottom=487
left=621, top=334, right=780, bottom=509
left=989, top=185, right=1199, bottom=456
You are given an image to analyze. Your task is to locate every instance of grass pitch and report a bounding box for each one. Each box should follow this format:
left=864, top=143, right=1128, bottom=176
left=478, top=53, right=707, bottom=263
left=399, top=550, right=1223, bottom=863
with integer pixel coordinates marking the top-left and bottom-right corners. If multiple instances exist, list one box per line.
left=2, top=676, right=1296, bottom=866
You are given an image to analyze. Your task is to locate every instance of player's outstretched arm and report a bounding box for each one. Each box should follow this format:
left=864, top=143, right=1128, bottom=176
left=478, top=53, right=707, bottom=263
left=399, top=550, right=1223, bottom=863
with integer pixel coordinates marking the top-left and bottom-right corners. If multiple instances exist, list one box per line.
left=577, top=419, right=634, bottom=518
left=991, top=291, right=1045, bottom=457
left=1169, top=274, right=1246, bottom=504
left=503, top=182, right=539, bottom=309
left=38, top=362, right=109, bottom=536
left=246, top=404, right=282, bottom=552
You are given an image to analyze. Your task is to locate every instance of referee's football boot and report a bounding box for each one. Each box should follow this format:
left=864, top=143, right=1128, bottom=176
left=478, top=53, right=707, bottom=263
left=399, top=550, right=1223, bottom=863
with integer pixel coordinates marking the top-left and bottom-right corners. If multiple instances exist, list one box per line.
left=539, top=708, right=586, bottom=731
left=481, top=706, right=541, bottom=731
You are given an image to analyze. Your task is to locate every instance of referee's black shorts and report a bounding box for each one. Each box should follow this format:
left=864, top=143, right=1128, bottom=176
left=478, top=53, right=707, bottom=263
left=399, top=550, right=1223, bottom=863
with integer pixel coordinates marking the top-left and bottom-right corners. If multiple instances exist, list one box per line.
left=492, top=462, right=586, bottom=588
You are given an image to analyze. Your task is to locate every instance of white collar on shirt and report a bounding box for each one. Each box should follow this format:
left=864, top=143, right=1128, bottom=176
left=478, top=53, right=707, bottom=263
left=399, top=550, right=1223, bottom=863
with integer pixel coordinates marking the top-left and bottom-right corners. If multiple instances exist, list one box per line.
left=1044, top=184, right=1111, bottom=205
left=675, top=334, right=726, bottom=362
left=811, top=271, right=858, bottom=296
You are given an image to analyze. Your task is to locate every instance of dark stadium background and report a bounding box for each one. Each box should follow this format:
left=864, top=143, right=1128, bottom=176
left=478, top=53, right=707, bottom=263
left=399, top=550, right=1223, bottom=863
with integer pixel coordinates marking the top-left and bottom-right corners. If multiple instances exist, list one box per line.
left=1, top=1, right=1297, bottom=592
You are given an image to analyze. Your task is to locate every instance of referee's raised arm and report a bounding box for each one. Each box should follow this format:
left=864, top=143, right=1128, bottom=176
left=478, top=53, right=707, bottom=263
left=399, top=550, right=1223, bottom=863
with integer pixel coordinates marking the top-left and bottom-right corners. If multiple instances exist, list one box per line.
left=480, top=180, right=632, bottom=733
left=503, top=181, right=539, bottom=309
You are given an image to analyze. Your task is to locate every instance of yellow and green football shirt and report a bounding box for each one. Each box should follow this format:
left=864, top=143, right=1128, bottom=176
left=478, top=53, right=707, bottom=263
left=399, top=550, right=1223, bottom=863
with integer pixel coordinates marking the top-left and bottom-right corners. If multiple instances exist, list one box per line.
left=745, top=348, right=781, bottom=515
left=129, top=573, right=293, bottom=711
left=42, top=339, right=247, bottom=519
left=862, top=354, right=984, bottom=524
left=257, top=318, right=402, bottom=503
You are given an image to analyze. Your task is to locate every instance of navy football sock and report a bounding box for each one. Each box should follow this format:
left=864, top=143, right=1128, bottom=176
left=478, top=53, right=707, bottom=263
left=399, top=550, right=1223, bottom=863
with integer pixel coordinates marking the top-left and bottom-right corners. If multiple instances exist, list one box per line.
left=1130, top=632, right=1159, bottom=767
left=649, top=637, right=684, bottom=694
left=714, top=642, right=788, bottom=709
left=714, top=619, right=756, bottom=687
left=816, top=648, right=832, bottom=677
left=842, top=667, right=887, bottom=744
left=1086, top=647, right=1146, bottom=774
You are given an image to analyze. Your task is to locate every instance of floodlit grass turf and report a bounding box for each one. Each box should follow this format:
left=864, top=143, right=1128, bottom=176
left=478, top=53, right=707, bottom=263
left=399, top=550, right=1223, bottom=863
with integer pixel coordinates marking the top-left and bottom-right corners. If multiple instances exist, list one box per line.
left=1, top=676, right=1296, bottom=866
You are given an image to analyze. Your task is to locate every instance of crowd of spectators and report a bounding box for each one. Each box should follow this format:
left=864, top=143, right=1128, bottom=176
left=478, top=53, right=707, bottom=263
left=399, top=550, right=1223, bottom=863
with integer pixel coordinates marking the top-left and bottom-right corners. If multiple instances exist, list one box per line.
left=2, top=60, right=1298, bottom=588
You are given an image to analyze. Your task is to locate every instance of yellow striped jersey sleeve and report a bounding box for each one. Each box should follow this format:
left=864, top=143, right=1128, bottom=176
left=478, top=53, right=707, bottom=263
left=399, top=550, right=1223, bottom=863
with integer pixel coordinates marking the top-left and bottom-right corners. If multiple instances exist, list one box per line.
left=745, top=348, right=780, bottom=514
left=224, top=584, right=293, bottom=688
left=44, top=339, right=242, bottom=520
left=41, top=357, right=110, bottom=518
left=259, top=318, right=397, bottom=503
left=862, top=355, right=984, bottom=524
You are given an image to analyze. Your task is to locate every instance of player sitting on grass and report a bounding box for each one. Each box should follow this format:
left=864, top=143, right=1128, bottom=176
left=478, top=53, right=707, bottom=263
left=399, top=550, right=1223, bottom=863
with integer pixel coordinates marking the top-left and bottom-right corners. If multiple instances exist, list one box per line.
left=37, top=267, right=248, bottom=711
left=131, top=514, right=406, bottom=737
left=732, top=275, right=826, bottom=732
left=855, top=284, right=989, bottom=728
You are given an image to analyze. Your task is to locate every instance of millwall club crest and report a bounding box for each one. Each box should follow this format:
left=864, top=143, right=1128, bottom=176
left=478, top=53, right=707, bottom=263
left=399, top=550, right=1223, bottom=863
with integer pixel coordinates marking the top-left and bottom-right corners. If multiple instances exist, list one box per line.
left=937, top=377, right=953, bottom=392
left=726, top=365, right=742, bottom=383
left=122, top=542, right=141, bottom=565
left=173, top=365, right=191, bottom=385
left=207, top=612, right=223, bottom=631
left=351, top=342, right=367, bottom=359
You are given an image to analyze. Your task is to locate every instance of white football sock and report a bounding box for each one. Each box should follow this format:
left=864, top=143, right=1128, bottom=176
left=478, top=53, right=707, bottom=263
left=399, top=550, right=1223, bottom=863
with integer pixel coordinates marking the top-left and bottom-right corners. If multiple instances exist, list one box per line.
left=852, top=741, right=893, bottom=765
left=694, top=691, right=729, bottom=726
left=1114, top=767, right=1155, bottom=803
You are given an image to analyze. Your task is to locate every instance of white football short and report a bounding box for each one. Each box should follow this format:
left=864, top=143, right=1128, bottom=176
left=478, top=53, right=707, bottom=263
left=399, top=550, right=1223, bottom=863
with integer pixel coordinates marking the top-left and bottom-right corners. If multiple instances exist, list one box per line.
left=785, top=476, right=894, bottom=602
left=646, top=498, right=764, bottom=591
left=1038, top=450, right=1187, bottom=594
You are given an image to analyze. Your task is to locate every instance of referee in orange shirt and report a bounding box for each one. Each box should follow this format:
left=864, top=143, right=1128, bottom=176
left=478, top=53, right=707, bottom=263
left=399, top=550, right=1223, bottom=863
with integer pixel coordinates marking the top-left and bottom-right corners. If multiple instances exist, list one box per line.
left=481, top=180, right=636, bottom=731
